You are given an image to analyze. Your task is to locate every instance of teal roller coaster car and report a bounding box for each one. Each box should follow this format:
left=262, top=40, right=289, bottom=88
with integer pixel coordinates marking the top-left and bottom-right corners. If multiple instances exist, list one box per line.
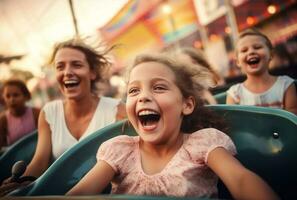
left=4, top=105, right=297, bottom=200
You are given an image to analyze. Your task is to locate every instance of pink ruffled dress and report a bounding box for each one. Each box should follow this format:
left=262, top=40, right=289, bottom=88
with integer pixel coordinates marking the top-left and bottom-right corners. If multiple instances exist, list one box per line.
left=97, top=128, right=236, bottom=198
left=6, top=107, right=36, bottom=145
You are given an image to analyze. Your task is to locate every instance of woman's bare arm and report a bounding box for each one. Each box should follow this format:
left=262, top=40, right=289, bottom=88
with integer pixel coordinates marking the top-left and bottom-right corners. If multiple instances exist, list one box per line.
left=0, top=113, right=7, bottom=149
left=116, top=102, right=127, bottom=121
left=24, top=110, right=52, bottom=177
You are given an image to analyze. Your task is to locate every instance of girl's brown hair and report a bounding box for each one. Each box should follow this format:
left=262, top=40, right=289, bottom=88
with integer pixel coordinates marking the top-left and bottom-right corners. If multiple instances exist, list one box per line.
left=236, top=28, right=273, bottom=53
left=125, top=53, right=228, bottom=133
left=179, top=47, right=222, bottom=86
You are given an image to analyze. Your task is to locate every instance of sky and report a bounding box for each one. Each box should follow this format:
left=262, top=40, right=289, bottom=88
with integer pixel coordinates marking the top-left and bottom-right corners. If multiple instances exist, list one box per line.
left=0, top=0, right=128, bottom=78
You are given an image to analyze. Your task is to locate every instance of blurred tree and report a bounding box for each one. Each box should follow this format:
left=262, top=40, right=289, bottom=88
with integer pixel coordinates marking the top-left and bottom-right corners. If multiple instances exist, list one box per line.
left=0, top=54, right=24, bottom=64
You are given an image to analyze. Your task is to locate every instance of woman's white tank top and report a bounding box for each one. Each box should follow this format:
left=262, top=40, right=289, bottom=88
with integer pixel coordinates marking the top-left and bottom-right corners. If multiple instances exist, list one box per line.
left=43, top=96, right=120, bottom=160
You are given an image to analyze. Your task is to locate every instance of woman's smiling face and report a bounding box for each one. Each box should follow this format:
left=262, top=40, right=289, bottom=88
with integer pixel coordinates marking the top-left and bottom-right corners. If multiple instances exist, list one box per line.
left=126, top=61, right=194, bottom=145
left=54, top=48, right=96, bottom=100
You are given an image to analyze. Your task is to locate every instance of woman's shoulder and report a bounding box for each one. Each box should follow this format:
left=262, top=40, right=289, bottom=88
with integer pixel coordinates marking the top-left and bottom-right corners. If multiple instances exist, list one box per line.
left=99, top=97, right=126, bottom=120
left=115, top=102, right=127, bottom=120
left=31, top=106, right=41, bottom=114
left=100, top=96, right=121, bottom=106
left=42, top=99, right=62, bottom=111
left=41, top=100, right=63, bottom=123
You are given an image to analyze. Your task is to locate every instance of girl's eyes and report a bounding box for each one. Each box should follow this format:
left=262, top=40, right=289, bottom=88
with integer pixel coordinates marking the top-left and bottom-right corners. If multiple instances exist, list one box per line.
left=239, top=45, right=263, bottom=53
left=128, top=88, right=139, bottom=95
left=127, top=84, right=167, bottom=95
left=240, top=48, right=247, bottom=53
left=254, top=45, right=262, bottom=49
left=5, top=93, right=21, bottom=98
left=154, top=85, right=167, bottom=91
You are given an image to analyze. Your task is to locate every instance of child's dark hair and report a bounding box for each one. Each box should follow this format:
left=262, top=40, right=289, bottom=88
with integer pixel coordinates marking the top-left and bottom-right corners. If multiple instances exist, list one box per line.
left=49, top=38, right=114, bottom=94
left=126, top=53, right=228, bottom=133
left=2, top=79, right=31, bottom=100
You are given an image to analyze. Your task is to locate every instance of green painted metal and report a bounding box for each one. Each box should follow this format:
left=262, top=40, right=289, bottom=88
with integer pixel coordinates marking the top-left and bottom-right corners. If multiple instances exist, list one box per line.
left=9, top=105, right=297, bottom=199
left=0, top=130, right=37, bottom=183
left=214, top=92, right=226, bottom=104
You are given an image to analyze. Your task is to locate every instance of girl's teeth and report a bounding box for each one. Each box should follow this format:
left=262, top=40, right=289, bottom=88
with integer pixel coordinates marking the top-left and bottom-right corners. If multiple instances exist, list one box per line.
left=139, top=110, right=158, bottom=116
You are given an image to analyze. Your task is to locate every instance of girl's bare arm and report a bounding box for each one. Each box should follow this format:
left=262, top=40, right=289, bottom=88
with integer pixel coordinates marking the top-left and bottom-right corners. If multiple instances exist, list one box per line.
left=116, top=102, right=127, bottom=121
left=226, top=94, right=236, bottom=104
left=207, top=147, right=279, bottom=200
left=67, top=160, right=115, bottom=195
left=284, top=83, right=297, bottom=115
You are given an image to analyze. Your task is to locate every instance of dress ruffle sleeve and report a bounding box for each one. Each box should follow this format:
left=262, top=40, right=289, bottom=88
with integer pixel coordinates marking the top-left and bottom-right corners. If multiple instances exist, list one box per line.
left=96, top=135, right=135, bottom=174
left=184, top=128, right=237, bottom=165
left=226, top=84, right=241, bottom=103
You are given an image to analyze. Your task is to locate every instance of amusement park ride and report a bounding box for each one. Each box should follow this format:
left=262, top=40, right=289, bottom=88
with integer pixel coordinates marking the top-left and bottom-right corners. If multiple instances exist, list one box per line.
left=0, top=105, right=296, bottom=200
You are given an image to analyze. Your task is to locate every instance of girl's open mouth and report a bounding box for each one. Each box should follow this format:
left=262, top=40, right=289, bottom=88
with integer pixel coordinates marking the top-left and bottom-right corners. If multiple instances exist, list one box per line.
left=246, top=57, right=260, bottom=68
left=138, top=110, right=160, bottom=127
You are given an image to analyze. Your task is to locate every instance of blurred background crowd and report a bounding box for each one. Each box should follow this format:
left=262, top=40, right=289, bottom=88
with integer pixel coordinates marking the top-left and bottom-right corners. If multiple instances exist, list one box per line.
left=1, top=0, right=297, bottom=109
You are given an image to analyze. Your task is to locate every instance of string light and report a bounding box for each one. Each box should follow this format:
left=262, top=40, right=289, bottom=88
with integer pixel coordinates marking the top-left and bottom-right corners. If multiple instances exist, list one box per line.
left=246, top=16, right=255, bottom=25
left=194, top=40, right=202, bottom=48
left=267, top=4, right=277, bottom=14
left=162, top=4, right=172, bottom=15
left=210, top=34, right=219, bottom=41
left=225, top=26, right=231, bottom=34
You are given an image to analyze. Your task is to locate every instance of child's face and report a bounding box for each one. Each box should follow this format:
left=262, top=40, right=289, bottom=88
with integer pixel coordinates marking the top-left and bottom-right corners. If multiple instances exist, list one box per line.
left=236, top=35, right=272, bottom=76
left=2, top=85, right=27, bottom=110
left=126, top=61, right=194, bottom=145
left=54, top=48, right=96, bottom=100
